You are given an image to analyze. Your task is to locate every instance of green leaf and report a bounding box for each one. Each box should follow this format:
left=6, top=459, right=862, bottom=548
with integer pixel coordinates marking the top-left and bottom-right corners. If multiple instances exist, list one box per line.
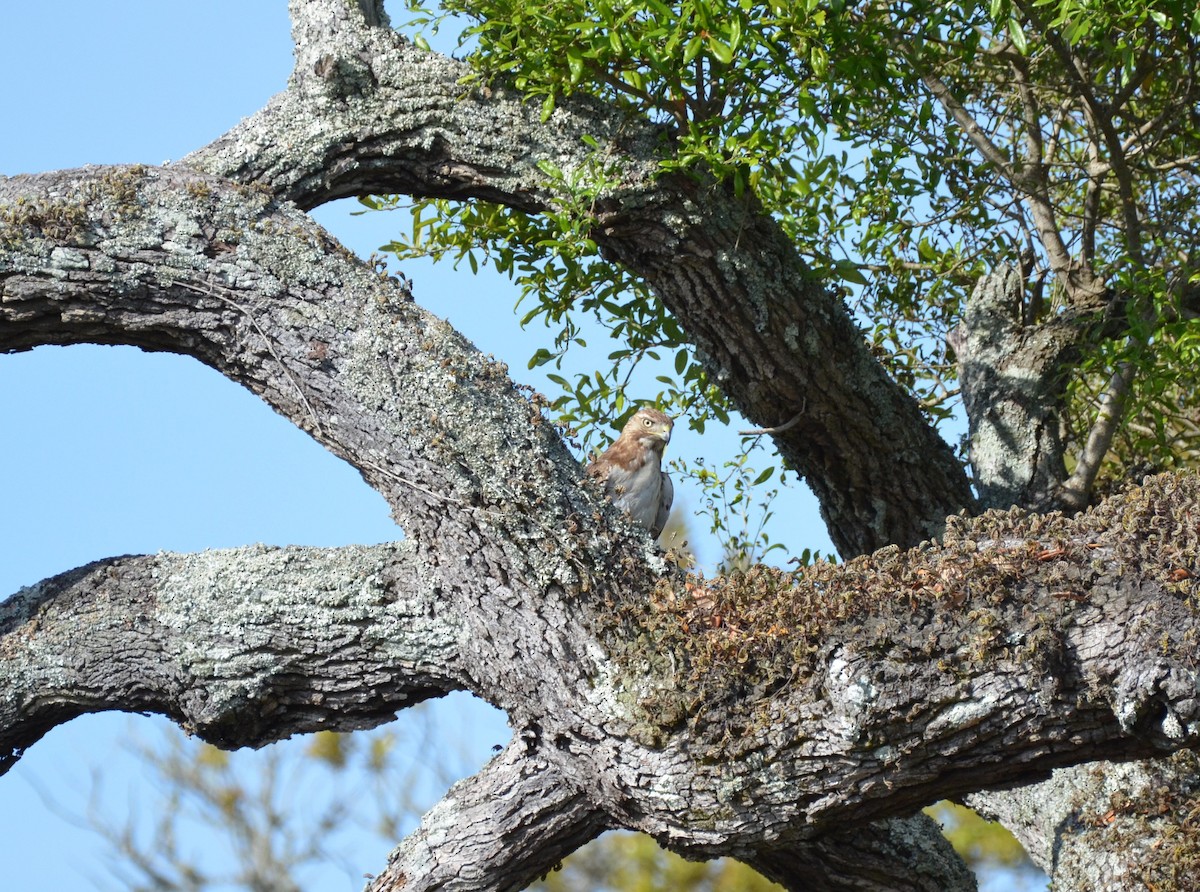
left=835, top=259, right=869, bottom=286
left=728, top=15, right=743, bottom=53
left=566, top=48, right=585, bottom=85
left=810, top=44, right=827, bottom=77
left=1007, top=15, right=1028, bottom=53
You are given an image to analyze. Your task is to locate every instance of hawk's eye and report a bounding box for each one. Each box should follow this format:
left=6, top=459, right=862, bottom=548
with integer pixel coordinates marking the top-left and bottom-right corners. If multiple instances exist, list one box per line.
left=642, top=417, right=653, bottom=427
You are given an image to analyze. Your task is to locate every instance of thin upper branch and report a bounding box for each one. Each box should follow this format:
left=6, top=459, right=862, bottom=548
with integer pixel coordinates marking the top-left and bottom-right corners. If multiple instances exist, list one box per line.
left=1014, top=0, right=1146, bottom=264
left=1058, top=359, right=1135, bottom=511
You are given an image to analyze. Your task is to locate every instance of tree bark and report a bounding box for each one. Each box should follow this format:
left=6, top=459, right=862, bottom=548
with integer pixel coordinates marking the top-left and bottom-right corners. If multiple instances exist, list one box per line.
left=4, top=428, right=1200, bottom=888
left=366, top=743, right=610, bottom=892
left=182, top=0, right=974, bottom=556
left=969, top=752, right=1200, bottom=889
left=4, top=2, right=1197, bottom=890
left=0, top=545, right=464, bottom=770
left=950, top=266, right=1075, bottom=511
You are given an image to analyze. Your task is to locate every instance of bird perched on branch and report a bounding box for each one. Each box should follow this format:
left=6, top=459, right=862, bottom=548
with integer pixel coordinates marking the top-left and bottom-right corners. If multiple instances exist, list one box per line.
left=586, top=406, right=674, bottom=538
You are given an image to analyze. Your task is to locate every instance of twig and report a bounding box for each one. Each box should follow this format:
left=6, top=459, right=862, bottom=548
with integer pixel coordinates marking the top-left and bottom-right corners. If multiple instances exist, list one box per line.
left=738, top=403, right=805, bottom=436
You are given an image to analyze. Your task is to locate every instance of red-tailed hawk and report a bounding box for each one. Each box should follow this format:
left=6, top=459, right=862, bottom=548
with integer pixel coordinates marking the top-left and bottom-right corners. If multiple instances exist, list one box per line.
left=586, top=407, right=674, bottom=538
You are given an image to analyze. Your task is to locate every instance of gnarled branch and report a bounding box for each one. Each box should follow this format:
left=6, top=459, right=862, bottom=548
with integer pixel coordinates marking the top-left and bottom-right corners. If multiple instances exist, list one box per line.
left=182, top=0, right=974, bottom=555
left=0, top=543, right=462, bottom=773
left=367, top=741, right=610, bottom=892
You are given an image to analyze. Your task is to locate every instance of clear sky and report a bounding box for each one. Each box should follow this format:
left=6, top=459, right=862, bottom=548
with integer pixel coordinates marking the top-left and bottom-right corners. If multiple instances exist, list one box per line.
left=0, top=3, right=1039, bottom=892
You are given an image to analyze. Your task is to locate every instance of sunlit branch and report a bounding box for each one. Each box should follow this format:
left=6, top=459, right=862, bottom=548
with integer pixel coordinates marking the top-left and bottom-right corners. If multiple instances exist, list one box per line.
left=1059, top=359, right=1135, bottom=511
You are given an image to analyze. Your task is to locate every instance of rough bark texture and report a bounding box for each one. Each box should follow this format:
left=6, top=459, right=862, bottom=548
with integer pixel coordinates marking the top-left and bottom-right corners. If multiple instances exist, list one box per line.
left=367, top=743, right=610, bottom=892
left=3, top=2, right=1197, bottom=890
left=950, top=266, right=1077, bottom=511
left=182, top=0, right=974, bottom=556
left=749, top=814, right=979, bottom=891
left=951, top=266, right=1200, bottom=889
left=968, top=751, right=1200, bottom=889
left=0, top=544, right=463, bottom=768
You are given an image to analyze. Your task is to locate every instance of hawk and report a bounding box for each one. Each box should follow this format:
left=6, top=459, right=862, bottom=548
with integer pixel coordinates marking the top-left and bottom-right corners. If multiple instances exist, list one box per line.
left=586, top=406, right=674, bottom=538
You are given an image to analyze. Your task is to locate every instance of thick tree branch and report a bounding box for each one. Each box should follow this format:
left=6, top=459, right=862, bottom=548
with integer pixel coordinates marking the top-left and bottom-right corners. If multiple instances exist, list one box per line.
left=185, top=0, right=635, bottom=214
left=970, top=752, right=1200, bottom=888
left=0, top=163, right=664, bottom=751
left=0, top=154, right=973, bottom=889
left=4, top=431, right=1200, bottom=885
left=0, top=167, right=582, bottom=544
left=0, top=544, right=463, bottom=774
left=607, top=473, right=1200, bottom=854
left=7, top=6, right=1198, bottom=888
left=0, top=162, right=662, bottom=565
left=6, top=463, right=1200, bottom=852
left=367, top=741, right=610, bottom=892
left=181, top=0, right=974, bottom=555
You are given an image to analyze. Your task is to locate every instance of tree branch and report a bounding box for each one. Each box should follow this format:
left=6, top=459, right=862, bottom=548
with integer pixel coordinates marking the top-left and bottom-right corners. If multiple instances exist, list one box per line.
left=0, top=163, right=656, bottom=570
left=970, top=752, right=1200, bottom=889
left=911, top=47, right=1104, bottom=308
left=5, top=457, right=1200, bottom=879
left=750, top=815, right=977, bottom=892
left=1013, top=0, right=1146, bottom=266
left=367, top=741, right=610, bottom=892
left=1058, top=359, right=1135, bottom=511
left=179, top=0, right=975, bottom=555
left=0, top=544, right=464, bottom=774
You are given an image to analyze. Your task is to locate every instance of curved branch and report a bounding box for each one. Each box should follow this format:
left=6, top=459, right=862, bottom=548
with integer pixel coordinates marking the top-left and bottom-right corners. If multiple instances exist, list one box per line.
left=185, top=0, right=636, bottom=213
left=0, top=166, right=583, bottom=544
left=367, top=740, right=610, bottom=892
left=0, top=543, right=463, bottom=774
left=181, top=0, right=974, bottom=555
left=0, top=163, right=661, bottom=751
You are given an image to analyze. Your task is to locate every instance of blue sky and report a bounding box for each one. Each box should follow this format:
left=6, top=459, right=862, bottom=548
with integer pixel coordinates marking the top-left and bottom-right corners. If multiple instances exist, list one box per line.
left=0, top=3, right=1042, bottom=891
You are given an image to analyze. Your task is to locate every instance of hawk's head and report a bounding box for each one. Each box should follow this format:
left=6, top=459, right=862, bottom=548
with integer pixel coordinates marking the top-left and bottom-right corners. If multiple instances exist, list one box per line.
left=619, top=407, right=673, bottom=454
